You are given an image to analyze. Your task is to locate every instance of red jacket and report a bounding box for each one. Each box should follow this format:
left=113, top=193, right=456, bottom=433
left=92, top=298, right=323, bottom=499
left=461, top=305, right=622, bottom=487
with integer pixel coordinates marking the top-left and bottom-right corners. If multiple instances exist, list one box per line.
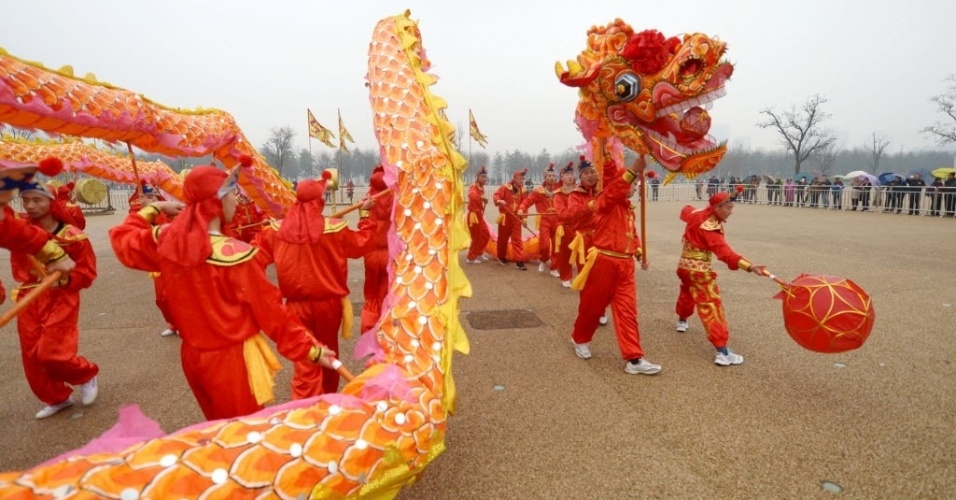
left=255, top=218, right=375, bottom=301
left=493, top=181, right=526, bottom=221
left=679, top=206, right=747, bottom=270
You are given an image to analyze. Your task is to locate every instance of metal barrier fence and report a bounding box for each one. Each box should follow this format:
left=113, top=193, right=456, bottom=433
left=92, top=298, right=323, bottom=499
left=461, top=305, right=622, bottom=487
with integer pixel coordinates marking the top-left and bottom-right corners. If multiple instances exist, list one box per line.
left=6, top=185, right=956, bottom=218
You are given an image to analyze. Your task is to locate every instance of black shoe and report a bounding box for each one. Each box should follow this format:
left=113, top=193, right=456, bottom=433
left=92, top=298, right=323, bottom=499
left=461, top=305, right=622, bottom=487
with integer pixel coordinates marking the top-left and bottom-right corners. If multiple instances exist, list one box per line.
left=498, top=258, right=509, bottom=266
left=515, top=262, right=527, bottom=271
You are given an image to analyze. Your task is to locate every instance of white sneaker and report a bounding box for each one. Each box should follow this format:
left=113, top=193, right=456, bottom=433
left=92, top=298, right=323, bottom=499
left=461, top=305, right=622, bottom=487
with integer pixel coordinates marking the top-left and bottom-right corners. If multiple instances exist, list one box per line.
left=625, top=358, right=662, bottom=375
left=549, top=269, right=560, bottom=278
left=538, top=262, right=547, bottom=272
left=160, top=327, right=178, bottom=337
left=35, top=398, right=74, bottom=419
left=561, top=280, right=572, bottom=288
left=80, top=376, right=98, bottom=405
left=466, top=259, right=482, bottom=264
left=480, top=255, right=490, bottom=261
left=572, top=341, right=592, bottom=359
left=599, top=312, right=609, bottom=325
left=715, top=350, right=744, bottom=366
left=675, top=320, right=689, bottom=333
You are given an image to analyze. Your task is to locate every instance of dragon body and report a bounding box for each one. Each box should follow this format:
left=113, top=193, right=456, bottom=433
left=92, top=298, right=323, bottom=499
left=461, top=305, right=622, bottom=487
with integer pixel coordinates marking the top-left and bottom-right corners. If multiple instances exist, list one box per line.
left=556, top=20, right=733, bottom=182
left=0, top=47, right=292, bottom=216
left=0, top=138, right=185, bottom=200
left=0, top=10, right=467, bottom=499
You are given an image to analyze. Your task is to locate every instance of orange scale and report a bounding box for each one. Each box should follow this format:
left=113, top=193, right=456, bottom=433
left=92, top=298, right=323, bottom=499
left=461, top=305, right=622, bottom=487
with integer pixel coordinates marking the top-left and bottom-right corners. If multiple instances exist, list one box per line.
left=261, top=425, right=317, bottom=453
left=24, top=459, right=94, bottom=491
left=141, top=466, right=215, bottom=498
left=180, top=445, right=247, bottom=476
left=422, top=261, right=444, bottom=284
left=228, top=446, right=293, bottom=489
left=320, top=411, right=370, bottom=442
left=187, top=481, right=246, bottom=500
left=300, top=433, right=352, bottom=466
left=82, top=462, right=165, bottom=495
left=273, top=459, right=329, bottom=497
left=358, top=421, right=402, bottom=447
left=125, top=438, right=197, bottom=468
left=404, top=280, right=430, bottom=302
left=339, top=445, right=385, bottom=481
left=426, top=231, right=446, bottom=250
left=412, top=425, right=436, bottom=454
left=212, top=421, right=275, bottom=449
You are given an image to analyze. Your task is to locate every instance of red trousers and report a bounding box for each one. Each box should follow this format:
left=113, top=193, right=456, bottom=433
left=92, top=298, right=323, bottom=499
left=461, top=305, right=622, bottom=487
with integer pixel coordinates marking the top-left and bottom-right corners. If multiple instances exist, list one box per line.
left=467, top=213, right=490, bottom=260
left=182, top=341, right=261, bottom=420
left=496, top=219, right=524, bottom=262
left=675, top=268, right=729, bottom=348
left=287, top=298, right=341, bottom=397
left=17, top=289, right=98, bottom=406
left=153, top=274, right=175, bottom=327
left=537, top=218, right=557, bottom=262
left=361, top=248, right=389, bottom=333
left=571, top=254, right=644, bottom=360
left=553, top=228, right=573, bottom=281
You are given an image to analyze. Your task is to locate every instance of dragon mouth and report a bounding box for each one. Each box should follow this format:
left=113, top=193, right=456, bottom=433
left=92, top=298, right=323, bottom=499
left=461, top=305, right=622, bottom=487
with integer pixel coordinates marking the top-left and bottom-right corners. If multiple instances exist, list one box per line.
left=611, top=77, right=730, bottom=171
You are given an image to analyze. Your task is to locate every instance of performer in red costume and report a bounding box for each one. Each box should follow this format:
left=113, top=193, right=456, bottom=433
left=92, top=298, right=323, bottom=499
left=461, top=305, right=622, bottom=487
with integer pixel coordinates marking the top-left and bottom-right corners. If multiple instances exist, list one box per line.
left=53, top=182, right=86, bottom=230
left=360, top=165, right=394, bottom=333
left=566, top=156, right=608, bottom=324
left=255, top=172, right=375, bottom=397
left=551, top=161, right=577, bottom=287
left=569, top=157, right=660, bottom=375
left=109, top=165, right=336, bottom=420
left=675, top=187, right=766, bottom=366
left=126, top=182, right=178, bottom=337
left=0, top=157, right=76, bottom=310
left=518, top=163, right=559, bottom=273
left=225, top=190, right=266, bottom=243
left=465, top=166, right=491, bottom=264
left=493, top=168, right=528, bottom=270
left=12, top=179, right=100, bottom=419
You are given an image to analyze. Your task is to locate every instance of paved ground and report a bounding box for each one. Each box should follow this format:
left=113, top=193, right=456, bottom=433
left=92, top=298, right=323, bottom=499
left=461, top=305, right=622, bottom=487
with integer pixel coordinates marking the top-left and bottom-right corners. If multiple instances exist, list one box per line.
left=0, top=200, right=953, bottom=499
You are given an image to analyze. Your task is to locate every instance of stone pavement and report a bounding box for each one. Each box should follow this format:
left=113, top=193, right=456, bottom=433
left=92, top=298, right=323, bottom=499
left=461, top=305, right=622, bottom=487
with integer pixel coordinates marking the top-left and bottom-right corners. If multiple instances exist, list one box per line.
left=0, top=202, right=953, bottom=498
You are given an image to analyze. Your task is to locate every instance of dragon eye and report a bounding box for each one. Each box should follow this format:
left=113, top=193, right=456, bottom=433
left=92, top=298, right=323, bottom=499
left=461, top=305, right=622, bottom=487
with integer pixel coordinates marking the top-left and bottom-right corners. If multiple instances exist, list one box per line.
left=614, top=73, right=641, bottom=102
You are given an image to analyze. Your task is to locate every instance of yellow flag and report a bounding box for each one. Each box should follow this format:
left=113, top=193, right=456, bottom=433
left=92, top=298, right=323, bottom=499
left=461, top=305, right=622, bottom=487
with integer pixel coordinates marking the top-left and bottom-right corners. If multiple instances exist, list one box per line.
left=338, top=109, right=355, bottom=152
left=307, top=109, right=336, bottom=147
left=469, top=109, right=489, bottom=148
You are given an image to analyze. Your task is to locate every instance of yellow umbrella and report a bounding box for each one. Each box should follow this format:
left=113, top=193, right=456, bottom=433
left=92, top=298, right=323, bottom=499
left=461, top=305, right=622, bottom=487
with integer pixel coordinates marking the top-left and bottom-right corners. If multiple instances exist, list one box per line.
left=931, top=167, right=956, bottom=178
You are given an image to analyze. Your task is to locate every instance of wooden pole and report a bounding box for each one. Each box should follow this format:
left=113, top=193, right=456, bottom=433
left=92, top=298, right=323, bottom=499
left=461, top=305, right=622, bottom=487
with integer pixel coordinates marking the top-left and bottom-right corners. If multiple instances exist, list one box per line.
left=0, top=271, right=62, bottom=328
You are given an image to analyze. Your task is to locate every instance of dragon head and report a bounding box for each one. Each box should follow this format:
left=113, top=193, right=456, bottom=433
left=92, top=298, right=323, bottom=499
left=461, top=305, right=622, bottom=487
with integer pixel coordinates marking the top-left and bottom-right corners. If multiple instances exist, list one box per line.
left=556, top=20, right=733, bottom=181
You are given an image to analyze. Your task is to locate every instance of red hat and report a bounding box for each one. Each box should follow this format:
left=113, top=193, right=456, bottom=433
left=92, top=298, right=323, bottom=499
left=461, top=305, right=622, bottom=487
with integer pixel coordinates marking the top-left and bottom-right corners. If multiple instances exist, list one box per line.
left=560, top=161, right=575, bottom=175
left=370, top=164, right=387, bottom=192
left=476, top=165, right=488, bottom=177
left=278, top=171, right=332, bottom=244
left=156, top=166, right=227, bottom=267
left=709, top=185, right=743, bottom=207
left=545, top=163, right=555, bottom=173
left=511, top=168, right=527, bottom=181
left=577, top=155, right=594, bottom=174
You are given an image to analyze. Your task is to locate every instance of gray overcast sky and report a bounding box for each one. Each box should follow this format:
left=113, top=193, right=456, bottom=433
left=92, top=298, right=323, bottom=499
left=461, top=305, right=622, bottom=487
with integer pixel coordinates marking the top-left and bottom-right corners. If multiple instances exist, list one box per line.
left=4, top=0, right=956, bottom=158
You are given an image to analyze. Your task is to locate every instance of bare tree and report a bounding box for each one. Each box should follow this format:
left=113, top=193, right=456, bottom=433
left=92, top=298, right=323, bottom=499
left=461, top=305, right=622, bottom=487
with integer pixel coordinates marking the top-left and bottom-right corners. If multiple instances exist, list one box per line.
left=260, top=126, right=297, bottom=177
left=921, top=75, right=956, bottom=145
left=758, top=94, right=837, bottom=175
left=865, top=132, right=891, bottom=172
left=814, top=141, right=840, bottom=175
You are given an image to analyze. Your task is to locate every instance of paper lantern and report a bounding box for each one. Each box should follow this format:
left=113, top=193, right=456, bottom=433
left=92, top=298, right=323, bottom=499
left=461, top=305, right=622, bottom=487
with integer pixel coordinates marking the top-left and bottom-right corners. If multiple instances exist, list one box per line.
left=774, top=274, right=875, bottom=353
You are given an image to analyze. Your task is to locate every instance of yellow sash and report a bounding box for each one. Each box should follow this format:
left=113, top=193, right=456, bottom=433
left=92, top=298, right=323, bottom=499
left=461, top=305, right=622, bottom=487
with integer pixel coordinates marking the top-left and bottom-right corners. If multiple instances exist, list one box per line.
left=341, top=296, right=354, bottom=340
left=568, top=232, right=587, bottom=265
left=468, top=212, right=478, bottom=225
left=554, top=225, right=565, bottom=249
left=570, top=247, right=600, bottom=291
left=495, top=213, right=505, bottom=225
left=242, top=334, right=283, bottom=405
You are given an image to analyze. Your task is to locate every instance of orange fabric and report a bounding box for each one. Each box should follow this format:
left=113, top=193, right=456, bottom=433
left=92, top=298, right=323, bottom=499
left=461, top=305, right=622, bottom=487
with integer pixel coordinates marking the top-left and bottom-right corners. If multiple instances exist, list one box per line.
left=571, top=253, right=644, bottom=360
left=361, top=247, right=389, bottom=333
left=287, top=298, right=340, bottom=396
left=109, top=213, right=317, bottom=420
left=12, top=222, right=98, bottom=405
left=552, top=189, right=575, bottom=280
left=226, top=201, right=265, bottom=243
left=156, top=166, right=227, bottom=268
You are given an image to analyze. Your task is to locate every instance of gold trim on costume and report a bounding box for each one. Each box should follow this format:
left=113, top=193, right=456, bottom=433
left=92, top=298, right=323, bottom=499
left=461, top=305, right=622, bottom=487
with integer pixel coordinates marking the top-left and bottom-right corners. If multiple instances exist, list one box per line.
left=679, top=241, right=714, bottom=272
left=206, top=234, right=258, bottom=266
left=243, top=333, right=283, bottom=405
left=35, top=240, right=67, bottom=264
left=700, top=215, right=723, bottom=232
left=324, top=219, right=348, bottom=234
